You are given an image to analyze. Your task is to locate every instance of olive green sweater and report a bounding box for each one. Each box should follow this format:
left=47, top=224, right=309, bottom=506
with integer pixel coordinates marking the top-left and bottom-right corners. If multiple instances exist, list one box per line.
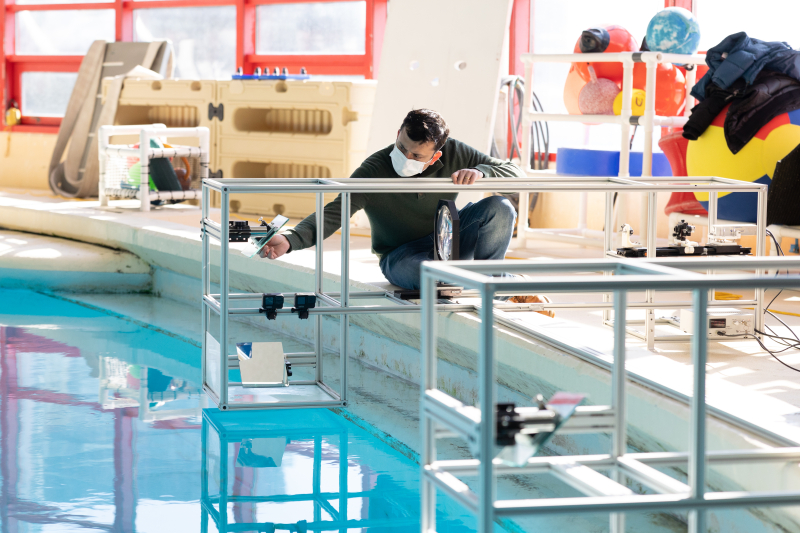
left=283, top=138, right=525, bottom=257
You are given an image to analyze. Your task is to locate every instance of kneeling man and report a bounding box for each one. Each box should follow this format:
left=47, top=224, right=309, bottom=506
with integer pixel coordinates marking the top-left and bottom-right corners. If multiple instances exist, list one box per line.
left=260, top=109, right=549, bottom=311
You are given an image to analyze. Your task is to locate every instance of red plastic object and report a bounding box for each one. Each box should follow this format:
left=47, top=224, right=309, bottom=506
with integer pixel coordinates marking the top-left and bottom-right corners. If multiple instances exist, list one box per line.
left=659, top=130, right=708, bottom=215
left=573, top=25, right=638, bottom=83
left=633, top=62, right=686, bottom=116
left=563, top=64, right=586, bottom=115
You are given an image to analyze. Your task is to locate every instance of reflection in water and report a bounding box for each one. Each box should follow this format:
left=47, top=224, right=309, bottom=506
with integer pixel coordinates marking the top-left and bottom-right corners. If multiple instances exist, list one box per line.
left=0, top=290, right=479, bottom=532
left=202, top=409, right=474, bottom=533
left=0, top=319, right=204, bottom=532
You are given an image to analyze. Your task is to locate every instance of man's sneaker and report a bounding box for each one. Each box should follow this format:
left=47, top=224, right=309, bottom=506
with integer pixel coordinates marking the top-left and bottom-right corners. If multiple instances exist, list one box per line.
left=507, top=294, right=554, bottom=318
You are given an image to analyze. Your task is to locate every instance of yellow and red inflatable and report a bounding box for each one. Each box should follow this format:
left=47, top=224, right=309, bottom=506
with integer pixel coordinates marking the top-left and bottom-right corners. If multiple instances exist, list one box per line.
left=686, top=107, right=800, bottom=222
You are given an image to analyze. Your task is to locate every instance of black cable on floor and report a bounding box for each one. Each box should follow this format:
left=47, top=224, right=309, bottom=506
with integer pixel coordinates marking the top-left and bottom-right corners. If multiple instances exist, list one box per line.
left=717, top=330, right=800, bottom=372
left=719, top=231, right=800, bottom=372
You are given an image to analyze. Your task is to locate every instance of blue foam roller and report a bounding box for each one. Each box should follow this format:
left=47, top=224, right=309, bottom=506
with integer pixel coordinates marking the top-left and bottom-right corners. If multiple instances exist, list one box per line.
left=556, top=147, right=672, bottom=177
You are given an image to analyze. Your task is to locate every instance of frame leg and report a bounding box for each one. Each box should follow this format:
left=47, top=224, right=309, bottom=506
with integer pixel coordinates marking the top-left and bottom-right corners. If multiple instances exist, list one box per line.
left=611, top=289, right=628, bottom=532
left=689, top=289, right=708, bottom=533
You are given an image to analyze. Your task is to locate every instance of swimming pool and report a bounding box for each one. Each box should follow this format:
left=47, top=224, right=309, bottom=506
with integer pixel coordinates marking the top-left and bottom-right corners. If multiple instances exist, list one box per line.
left=0, top=289, right=488, bottom=532
left=5, top=287, right=793, bottom=533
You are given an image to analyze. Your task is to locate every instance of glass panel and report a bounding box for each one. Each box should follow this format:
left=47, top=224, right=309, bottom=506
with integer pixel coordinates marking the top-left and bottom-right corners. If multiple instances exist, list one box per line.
left=204, top=422, right=221, bottom=499
left=134, top=6, right=236, bottom=79
left=15, top=10, right=115, bottom=55
left=21, top=72, right=78, bottom=117
left=530, top=0, right=663, bottom=153
left=204, top=331, right=221, bottom=397
left=698, top=0, right=800, bottom=49
left=256, top=1, right=366, bottom=55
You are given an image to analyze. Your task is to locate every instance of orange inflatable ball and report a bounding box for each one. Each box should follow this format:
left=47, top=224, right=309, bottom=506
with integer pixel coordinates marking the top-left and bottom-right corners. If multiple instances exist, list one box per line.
left=573, top=25, right=638, bottom=84
left=563, top=64, right=587, bottom=115
left=632, top=62, right=686, bottom=116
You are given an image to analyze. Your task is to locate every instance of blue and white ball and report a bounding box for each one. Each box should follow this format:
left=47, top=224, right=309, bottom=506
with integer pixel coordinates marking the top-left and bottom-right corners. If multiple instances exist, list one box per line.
left=646, top=7, right=701, bottom=56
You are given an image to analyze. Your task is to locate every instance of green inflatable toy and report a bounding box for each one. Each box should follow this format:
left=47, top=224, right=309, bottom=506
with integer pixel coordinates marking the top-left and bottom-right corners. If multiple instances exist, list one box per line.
left=127, top=162, right=157, bottom=190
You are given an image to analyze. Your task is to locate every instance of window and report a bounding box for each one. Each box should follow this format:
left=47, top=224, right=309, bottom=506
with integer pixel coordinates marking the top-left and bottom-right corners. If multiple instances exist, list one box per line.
left=15, top=9, right=115, bottom=56
left=2, top=0, right=386, bottom=129
left=15, top=0, right=109, bottom=4
left=134, top=6, right=237, bottom=79
left=256, top=1, right=366, bottom=55
left=21, top=72, right=78, bottom=117
left=697, top=0, right=800, bottom=50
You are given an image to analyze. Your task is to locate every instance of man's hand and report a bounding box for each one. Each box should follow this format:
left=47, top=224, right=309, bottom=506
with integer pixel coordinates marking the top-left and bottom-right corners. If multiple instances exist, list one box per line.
left=451, top=168, right=483, bottom=185
left=259, top=234, right=291, bottom=260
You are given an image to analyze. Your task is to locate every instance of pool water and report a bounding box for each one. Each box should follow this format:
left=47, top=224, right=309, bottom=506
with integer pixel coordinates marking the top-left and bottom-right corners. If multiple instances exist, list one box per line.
left=0, top=289, right=482, bottom=532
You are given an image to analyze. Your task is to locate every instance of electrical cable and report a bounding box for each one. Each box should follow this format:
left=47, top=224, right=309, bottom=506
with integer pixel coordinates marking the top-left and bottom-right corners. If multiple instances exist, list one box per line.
left=734, top=229, right=800, bottom=371
left=531, top=90, right=550, bottom=168
left=492, top=76, right=548, bottom=220
left=495, top=75, right=550, bottom=171
left=716, top=330, right=800, bottom=372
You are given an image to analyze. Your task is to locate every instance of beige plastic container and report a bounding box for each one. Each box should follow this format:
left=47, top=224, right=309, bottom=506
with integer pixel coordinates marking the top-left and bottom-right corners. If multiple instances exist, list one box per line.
left=103, top=78, right=217, bottom=160
left=216, top=153, right=340, bottom=218
left=102, top=77, right=375, bottom=218
left=216, top=79, right=375, bottom=174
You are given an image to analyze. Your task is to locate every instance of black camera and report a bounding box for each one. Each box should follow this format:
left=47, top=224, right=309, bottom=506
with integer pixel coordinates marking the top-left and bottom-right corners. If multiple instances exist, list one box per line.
left=292, top=293, right=317, bottom=319
left=228, top=220, right=251, bottom=242
left=672, top=219, right=695, bottom=242
left=260, top=293, right=285, bottom=320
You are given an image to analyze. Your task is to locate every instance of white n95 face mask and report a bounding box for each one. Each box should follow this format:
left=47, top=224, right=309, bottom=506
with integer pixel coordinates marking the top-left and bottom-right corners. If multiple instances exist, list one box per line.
left=390, top=144, right=429, bottom=177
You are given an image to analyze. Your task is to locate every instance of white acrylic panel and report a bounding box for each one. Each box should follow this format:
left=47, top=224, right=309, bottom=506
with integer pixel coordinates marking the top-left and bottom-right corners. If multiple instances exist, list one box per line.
left=205, top=331, right=221, bottom=396
left=367, top=0, right=513, bottom=157
left=239, top=342, right=285, bottom=385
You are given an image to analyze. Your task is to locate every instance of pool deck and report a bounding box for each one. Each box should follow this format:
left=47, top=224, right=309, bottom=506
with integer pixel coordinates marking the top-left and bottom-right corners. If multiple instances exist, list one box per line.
left=1, top=189, right=800, bottom=456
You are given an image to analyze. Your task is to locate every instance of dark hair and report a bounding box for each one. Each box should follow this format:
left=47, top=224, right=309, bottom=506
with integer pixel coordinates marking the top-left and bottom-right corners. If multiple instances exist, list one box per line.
left=400, top=109, right=450, bottom=151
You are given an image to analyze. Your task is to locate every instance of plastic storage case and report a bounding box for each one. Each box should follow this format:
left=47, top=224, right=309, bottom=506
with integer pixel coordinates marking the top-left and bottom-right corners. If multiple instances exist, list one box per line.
left=104, top=76, right=376, bottom=218
left=215, top=79, right=375, bottom=216
left=215, top=154, right=339, bottom=218
left=103, top=78, right=217, bottom=158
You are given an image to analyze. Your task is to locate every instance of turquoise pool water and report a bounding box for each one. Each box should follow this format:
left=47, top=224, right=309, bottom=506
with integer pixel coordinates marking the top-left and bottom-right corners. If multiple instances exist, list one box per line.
left=0, top=289, right=482, bottom=532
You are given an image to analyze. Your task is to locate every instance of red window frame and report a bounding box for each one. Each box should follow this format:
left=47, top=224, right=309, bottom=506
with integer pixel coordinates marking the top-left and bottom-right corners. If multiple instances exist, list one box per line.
left=1, top=0, right=387, bottom=132
left=2, top=0, right=545, bottom=133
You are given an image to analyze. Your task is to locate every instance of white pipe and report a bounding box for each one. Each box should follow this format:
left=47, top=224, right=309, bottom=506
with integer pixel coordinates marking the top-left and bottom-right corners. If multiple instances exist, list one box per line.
left=642, top=58, right=657, bottom=178
left=685, top=65, right=697, bottom=117
left=139, top=128, right=151, bottom=212
left=527, top=112, right=687, bottom=127
left=518, top=60, right=535, bottom=247
left=526, top=112, right=625, bottom=124
left=618, top=60, right=634, bottom=179
left=653, top=116, right=689, bottom=127
left=521, top=52, right=707, bottom=65
left=639, top=58, right=658, bottom=239
left=98, top=125, right=111, bottom=208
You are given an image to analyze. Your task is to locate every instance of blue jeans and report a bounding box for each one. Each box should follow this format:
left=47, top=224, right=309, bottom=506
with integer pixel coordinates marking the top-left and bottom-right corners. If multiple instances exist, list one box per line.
left=379, top=195, right=517, bottom=290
